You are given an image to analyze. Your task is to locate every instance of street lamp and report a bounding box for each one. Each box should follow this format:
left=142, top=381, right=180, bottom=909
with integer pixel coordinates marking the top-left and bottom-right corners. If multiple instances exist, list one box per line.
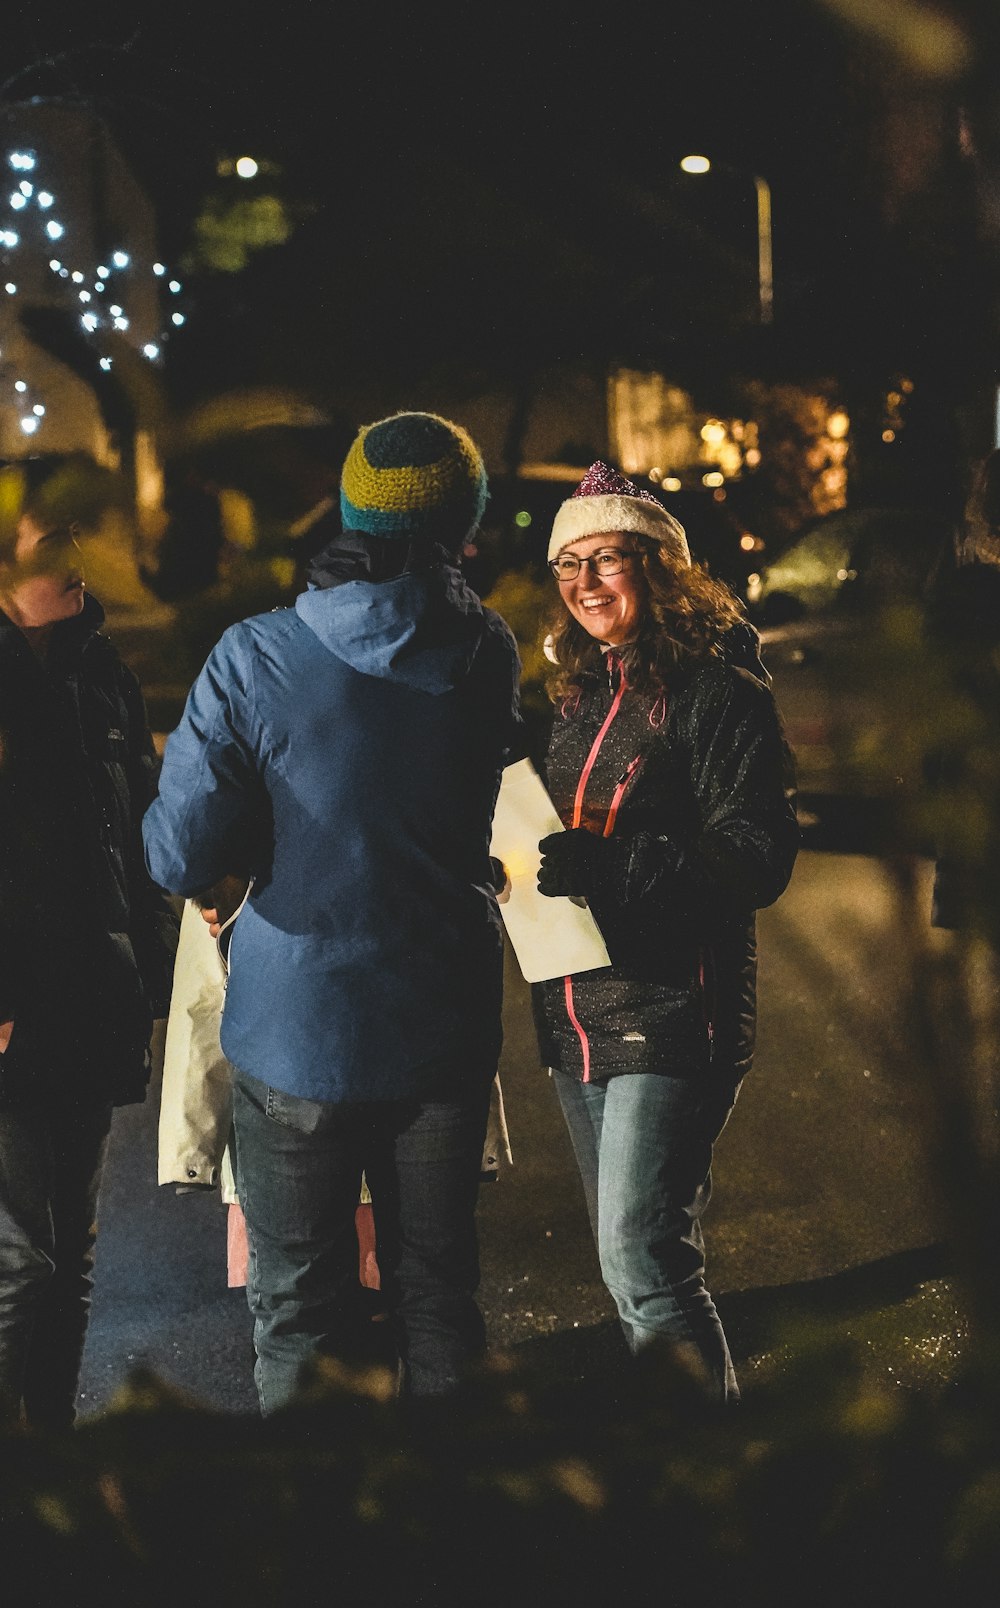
left=679, top=155, right=773, bottom=326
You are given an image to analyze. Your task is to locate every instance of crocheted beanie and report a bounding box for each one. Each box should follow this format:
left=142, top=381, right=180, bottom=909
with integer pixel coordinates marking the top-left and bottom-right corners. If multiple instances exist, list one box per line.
left=340, top=411, right=488, bottom=551
left=548, top=461, right=690, bottom=567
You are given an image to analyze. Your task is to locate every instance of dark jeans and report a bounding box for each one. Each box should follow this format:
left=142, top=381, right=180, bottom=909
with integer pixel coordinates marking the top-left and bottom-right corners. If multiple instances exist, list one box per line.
left=553, top=1066, right=741, bottom=1403
left=232, top=1069, right=492, bottom=1415
left=0, top=1094, right=113, bottom=1430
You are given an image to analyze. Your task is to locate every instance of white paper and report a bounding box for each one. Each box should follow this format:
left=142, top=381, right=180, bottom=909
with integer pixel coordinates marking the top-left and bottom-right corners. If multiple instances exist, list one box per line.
left=490, top=757, right=612, bottom=983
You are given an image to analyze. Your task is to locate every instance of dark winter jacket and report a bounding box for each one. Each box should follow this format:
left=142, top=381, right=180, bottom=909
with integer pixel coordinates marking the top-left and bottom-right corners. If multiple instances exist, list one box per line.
left=0, top=595, right=179, bottom=1107
left=532, top=624, right=799, bottom=1085
left=142, top=564, right=521, bottom=1103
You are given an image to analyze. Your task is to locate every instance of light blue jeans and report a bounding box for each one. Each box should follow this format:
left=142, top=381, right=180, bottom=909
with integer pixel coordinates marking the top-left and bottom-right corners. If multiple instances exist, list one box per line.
left=552, top=1067, right=741, bottom=1403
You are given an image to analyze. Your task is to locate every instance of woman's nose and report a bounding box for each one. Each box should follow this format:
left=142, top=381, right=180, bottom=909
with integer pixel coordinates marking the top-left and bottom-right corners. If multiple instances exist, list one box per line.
left=577, top=559, right=601, bottom=589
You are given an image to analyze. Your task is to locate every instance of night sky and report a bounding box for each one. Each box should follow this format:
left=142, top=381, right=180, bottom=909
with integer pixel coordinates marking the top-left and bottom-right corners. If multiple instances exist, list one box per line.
left=4, top=7, right=859, bottom=272
left=5, top=4, right=999, bottom=407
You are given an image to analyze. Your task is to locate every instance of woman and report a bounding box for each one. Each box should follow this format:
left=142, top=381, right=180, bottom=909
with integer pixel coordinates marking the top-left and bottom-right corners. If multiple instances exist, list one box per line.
left=533, top=461, right=798, bottom=1403
left=0, top=455, right=177, bottom=1430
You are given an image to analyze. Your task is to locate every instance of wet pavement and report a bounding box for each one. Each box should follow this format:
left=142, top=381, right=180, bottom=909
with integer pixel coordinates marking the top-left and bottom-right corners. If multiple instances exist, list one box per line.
left=77, top=849, right=962, bottom=1420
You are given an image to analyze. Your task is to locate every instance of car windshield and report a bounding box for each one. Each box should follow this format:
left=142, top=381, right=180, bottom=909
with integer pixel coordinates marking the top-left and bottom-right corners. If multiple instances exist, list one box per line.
left=751, top=507, right=950, bottom=621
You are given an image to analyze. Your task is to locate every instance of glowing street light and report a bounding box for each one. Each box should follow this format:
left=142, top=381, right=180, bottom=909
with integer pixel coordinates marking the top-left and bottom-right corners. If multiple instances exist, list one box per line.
left=680, top=155, right=773, bottom=326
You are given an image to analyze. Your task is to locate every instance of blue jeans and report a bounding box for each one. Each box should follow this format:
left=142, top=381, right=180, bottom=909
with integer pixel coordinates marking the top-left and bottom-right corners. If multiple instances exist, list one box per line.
left=553, top=1067, right=741, bottom=1403
left=232, top=1069, right=492, bottom=1415
left=0, top=1095, right=112, bottom=1430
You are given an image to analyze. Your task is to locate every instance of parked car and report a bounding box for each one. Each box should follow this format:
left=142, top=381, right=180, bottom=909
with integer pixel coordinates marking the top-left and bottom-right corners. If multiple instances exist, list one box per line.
left=747, top=505, right=953, bottom=846
left=647, top=484, right=765, bottom=594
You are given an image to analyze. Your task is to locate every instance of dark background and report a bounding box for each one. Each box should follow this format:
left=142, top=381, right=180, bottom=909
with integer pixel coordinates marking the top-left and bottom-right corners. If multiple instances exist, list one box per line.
left=8, top=1, right=1000, bottom=426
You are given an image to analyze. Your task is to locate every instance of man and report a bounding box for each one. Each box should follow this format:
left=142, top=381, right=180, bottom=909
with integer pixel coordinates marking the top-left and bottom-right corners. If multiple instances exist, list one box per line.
left=143, top=412, right=521, bottom=1413
left=0, top=455, right=179, bottom=1430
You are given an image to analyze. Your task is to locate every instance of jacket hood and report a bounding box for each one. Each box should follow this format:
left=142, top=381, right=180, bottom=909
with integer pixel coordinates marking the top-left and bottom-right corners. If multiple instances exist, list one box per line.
left=295, top=564, right=489, bottom=693
left=720, top=618, right=769, bottom=685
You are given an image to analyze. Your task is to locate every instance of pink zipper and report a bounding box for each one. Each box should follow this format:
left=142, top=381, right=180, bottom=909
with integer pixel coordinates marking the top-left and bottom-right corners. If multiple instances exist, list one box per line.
left=563, top=654, right=628, bottom=1080
left=569, top=656, right=628, bottom=830
left=603, top=755, right=643, bottom=836
left=563, top=977, right=591, bottom=1082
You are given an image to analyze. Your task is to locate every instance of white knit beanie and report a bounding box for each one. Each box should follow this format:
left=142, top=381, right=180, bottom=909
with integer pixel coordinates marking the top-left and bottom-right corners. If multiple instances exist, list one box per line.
left=548, top=461, right=690, bottom=567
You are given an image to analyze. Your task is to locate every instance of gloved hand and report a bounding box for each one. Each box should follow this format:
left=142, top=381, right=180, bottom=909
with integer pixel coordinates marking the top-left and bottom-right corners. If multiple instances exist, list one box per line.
left=537, top=828, right=607, bottom=897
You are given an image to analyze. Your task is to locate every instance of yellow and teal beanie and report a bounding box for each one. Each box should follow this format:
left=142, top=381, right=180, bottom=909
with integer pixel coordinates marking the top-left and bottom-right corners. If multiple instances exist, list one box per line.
left=340, top=411, right=488, bottom=551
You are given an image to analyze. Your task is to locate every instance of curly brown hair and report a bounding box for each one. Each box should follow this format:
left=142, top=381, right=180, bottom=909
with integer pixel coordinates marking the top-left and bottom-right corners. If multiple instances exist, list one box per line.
left=544, top=536, right=746, bottom=702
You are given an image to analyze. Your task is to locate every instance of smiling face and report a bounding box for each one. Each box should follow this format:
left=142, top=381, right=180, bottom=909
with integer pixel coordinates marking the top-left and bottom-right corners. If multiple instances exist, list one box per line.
left=554, top=532, right=647, bottom=646
left=0, top=513, right=86, bottom=630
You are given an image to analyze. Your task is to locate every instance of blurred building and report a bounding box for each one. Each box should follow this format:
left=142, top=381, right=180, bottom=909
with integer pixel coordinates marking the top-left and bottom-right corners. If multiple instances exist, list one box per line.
left=0, top=98, right=184, bottom=534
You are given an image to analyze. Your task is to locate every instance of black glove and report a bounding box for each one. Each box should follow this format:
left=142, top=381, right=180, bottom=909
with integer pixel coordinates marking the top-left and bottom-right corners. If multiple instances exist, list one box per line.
left=537, top=828, right=607, bottom=898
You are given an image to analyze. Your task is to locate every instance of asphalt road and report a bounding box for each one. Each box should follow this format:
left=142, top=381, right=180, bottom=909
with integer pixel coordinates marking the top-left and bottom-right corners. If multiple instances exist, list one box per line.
left=76, top=848, right=949, bottom=1421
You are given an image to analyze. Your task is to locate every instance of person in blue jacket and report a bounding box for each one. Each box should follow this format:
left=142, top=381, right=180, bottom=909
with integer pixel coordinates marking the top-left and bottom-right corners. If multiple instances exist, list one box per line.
left=143, top=412, right=521, bottom=1413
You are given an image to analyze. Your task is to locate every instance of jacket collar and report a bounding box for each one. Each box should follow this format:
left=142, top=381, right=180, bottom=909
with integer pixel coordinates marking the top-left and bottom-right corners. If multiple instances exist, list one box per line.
left=0, top=590, right=106, bottom=671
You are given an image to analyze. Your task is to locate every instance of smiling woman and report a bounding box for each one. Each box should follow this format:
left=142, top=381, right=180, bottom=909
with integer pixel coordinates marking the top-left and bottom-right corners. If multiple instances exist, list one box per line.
left=548, top=539, right=645, bottom=645
left=532, top=460, right=799, bottom=1404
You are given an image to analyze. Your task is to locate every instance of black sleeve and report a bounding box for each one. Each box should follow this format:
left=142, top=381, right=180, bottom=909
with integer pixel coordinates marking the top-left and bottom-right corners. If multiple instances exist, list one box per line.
left=590, top=664, right=800, bottom=930
left=119, top=662, right=180, bottom=1016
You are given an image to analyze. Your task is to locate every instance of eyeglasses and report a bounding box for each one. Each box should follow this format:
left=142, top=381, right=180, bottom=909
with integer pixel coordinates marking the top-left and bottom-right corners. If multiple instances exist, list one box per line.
left=548, top=548, right=638, bottom=581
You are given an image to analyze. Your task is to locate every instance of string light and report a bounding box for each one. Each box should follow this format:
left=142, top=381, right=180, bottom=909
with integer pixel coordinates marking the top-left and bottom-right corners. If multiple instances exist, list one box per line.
left=0, top=145, right=189, bottom=435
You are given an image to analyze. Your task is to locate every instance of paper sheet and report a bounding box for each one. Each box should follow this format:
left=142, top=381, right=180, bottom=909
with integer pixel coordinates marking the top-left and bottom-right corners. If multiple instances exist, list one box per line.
left=490, top=758, right=612, bottom=983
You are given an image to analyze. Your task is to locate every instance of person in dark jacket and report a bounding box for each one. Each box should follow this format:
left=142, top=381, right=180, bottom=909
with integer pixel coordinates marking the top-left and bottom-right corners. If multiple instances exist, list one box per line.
left=143, top=412, right=521, bottom=1414
left=532, top=462, right=798, bottom=1403
left=0, top=455, right=179, bottom=1431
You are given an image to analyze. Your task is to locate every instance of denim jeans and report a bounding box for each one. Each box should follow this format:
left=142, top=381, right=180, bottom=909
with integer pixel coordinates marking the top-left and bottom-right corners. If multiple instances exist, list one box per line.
left=552, top=1067, right=741, bottom=1403
left=0, top=1095, right=113, bottom=1430
left=232, top=1069, right=492, bottom=1416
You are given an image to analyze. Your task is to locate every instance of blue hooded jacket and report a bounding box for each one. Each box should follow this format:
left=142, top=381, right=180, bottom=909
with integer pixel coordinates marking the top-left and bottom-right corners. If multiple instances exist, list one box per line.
left=142, top=566, right=521, bottom=1100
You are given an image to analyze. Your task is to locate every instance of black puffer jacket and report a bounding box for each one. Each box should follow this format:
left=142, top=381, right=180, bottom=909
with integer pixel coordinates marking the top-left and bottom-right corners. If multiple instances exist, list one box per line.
left=0, top=595, right=179, bottom=1107
left=532, top=624, right=799, bottom=1085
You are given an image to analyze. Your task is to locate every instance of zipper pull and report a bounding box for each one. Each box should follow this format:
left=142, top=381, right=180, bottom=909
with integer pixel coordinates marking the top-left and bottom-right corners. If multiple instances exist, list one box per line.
left=615, top=756, right=641, bottom=787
